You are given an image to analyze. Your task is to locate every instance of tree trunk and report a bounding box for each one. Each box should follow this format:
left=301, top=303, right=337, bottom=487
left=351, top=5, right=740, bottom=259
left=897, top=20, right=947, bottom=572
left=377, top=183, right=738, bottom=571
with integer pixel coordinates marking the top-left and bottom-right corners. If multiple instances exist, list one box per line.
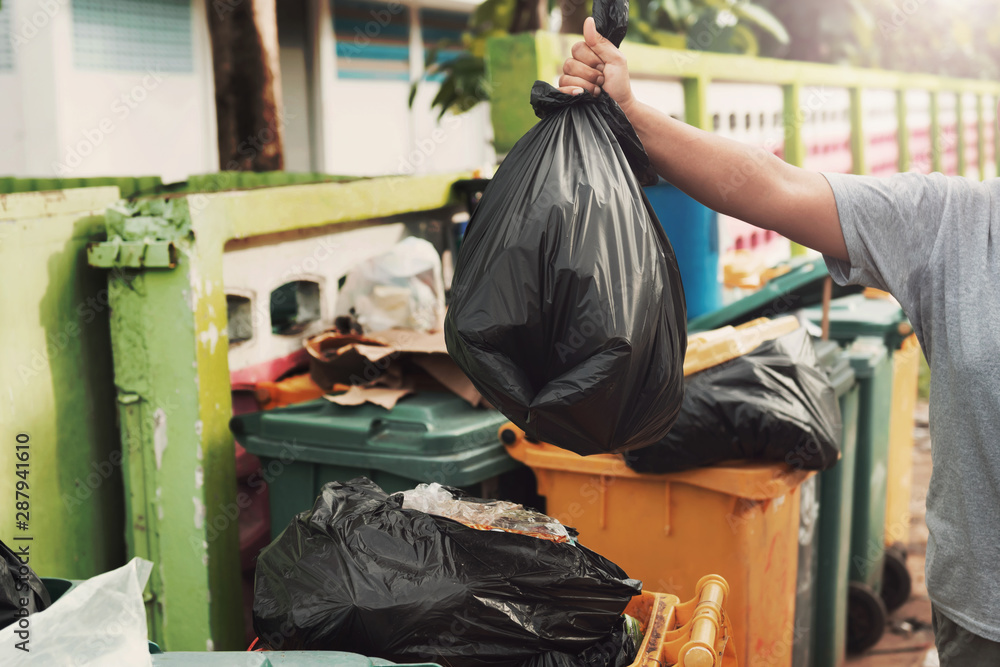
left=207, top=0, right=285, bottom=171
left=559, top=0, right=587, bottom=35
left=510, top=0, right=547, bottom=33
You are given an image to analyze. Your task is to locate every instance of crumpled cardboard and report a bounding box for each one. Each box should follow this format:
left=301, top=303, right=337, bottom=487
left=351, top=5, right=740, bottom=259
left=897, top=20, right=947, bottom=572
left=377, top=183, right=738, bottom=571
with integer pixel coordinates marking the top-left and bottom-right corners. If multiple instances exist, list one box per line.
left=305, top=328, right=485, bottom=410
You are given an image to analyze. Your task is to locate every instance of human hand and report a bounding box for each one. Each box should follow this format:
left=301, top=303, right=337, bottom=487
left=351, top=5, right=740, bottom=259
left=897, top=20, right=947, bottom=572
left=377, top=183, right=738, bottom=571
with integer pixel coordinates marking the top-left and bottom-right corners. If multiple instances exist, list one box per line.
left=557, top=17, right=635, bottom=113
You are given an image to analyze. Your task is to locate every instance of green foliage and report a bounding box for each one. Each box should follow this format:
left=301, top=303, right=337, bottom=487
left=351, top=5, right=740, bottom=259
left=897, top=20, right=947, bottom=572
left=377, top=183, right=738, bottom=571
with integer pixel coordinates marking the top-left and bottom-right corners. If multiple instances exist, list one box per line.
left=409, top=0, right=516, bottom=119
left=410, top=0, right=788, bottom=117
left=630, top=0, right=789, bottom=55
left=760, top=0, right=1000, bottom=79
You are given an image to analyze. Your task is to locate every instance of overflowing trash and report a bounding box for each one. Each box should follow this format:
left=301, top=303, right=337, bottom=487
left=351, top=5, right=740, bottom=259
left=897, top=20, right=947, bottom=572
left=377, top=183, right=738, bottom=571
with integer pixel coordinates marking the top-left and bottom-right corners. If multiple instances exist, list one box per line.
left=625, top=326, right=842, bottom=473
left=401, top=482, right=571, bottom=542
left=337, top=237, right=446, bottom=333
left=306, top=327, right=486, bottom=409
left=253, top=478, right=641, bottom=666
left=444, top=0, right=687, bottom=457
left=0, top=557, right=153, bottom=667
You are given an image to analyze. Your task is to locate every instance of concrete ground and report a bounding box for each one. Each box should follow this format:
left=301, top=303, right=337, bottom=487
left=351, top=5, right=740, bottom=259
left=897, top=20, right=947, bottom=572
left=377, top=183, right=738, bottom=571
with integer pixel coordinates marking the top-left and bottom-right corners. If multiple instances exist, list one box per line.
left=846, top=401, right=937, bottom=667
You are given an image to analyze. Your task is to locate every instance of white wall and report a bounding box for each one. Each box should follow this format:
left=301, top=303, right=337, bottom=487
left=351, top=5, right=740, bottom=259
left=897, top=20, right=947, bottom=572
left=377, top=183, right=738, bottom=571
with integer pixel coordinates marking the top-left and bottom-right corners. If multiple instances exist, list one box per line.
left=0, top=70, right=25, bottom=173
left=224, top=222, right=408, bottom=374
left=317, top=0, right=495, bottom=177
left=3, top=0, right=217, bottom=181
left=278, top=0, right=315, bottom=172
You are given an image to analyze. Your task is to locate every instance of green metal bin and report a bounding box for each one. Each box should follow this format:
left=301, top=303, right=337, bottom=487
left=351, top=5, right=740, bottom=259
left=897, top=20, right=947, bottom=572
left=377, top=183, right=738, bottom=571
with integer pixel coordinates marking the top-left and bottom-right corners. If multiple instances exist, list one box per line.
left=810, top=343, right=861, bottom=667
left=687, top=258, right=862, bottom=332
left=800, top=292, right=912, bottom=352
left=229, top=393, right=521, bottom=538
left=802, top=293, right=918, bottom=615
left=841, top=338, right=893, bottom=653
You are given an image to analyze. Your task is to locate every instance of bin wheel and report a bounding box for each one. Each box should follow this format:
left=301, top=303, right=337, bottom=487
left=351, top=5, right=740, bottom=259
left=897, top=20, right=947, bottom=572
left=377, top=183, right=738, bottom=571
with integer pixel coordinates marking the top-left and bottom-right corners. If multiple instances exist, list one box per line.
left=886, top=541, right=909, bottom=562
left=881, top=547, right=912, bottom=613
left=847, top=581, right=888, bottom=654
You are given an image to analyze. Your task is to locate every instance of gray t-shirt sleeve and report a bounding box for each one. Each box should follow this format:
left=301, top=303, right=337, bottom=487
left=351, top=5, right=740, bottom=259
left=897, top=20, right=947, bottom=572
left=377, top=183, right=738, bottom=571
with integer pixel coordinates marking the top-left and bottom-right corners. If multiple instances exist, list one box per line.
left=820, top=171, right=955, bottom=306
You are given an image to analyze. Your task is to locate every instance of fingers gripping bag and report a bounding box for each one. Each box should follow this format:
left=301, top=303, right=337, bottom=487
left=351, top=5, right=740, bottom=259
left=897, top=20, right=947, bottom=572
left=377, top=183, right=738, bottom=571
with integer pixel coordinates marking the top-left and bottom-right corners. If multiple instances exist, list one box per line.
left=445, top=0, right=687, bottom=456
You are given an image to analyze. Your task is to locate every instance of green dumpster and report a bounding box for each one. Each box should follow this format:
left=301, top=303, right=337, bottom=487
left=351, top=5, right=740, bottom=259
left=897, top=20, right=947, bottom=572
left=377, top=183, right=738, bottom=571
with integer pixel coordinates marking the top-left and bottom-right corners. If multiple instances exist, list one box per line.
left=810, top=342, right=861, bottom=667
left=229, top=393, right=521, bottom=538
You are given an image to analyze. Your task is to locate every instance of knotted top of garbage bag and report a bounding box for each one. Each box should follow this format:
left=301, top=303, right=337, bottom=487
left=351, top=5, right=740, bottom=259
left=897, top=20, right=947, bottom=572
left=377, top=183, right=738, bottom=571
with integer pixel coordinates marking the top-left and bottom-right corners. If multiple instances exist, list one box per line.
left=530, top=0, right=656, bottom=187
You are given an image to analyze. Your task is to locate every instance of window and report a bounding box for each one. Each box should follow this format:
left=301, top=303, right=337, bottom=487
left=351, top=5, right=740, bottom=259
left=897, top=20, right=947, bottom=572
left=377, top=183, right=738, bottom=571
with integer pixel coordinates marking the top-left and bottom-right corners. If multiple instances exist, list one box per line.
left=226, top=295, right=254, bottom=346
left=270, top=280, right=321, bottom=335
left=333, top=0, right=411, bottom=81
left=71, top=0, right=194, bottom=72
left=420, top=8, right=468, bottom=82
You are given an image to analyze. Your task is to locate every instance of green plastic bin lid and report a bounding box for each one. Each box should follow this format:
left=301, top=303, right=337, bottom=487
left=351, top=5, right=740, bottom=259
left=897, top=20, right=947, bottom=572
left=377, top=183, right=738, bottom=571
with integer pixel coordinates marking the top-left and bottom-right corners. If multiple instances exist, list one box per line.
left=152, top=652, right=439, bottom=666
left=844, top=337, right=889, bottom=379
left=687, top=257, right=862, bottom=332
left=800, top=293, right=912, bottom=349
left=230, top=392, right=518, bottom=487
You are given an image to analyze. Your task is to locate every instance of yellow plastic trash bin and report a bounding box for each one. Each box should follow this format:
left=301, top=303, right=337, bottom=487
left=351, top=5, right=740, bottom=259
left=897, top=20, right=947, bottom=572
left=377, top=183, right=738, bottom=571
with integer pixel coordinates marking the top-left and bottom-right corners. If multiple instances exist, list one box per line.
left=503, top=427, right=810, bottom=667
left=627, top=576, right=739, bottom=667
left=884, top=334, right=920, bottom=547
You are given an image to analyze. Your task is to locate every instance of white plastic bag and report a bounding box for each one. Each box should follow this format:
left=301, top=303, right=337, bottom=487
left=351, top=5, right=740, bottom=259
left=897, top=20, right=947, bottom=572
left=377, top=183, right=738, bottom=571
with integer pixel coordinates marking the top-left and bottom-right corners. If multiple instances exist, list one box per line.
left=337, top=237, right=445, bottom=332
left=0, top=557, right=154, bottom=667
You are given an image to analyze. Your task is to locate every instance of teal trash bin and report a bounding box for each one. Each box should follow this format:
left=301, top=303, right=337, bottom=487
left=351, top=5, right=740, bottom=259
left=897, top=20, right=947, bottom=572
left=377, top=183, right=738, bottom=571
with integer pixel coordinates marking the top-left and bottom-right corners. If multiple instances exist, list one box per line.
left=687, top=257, right=862, bottom=332
left=839, top=338, right=893, bottom=654
left=643, top=181, right=722, bottom=319
left=800, top=292, right=912, bottom=352
left=229, top=393, right=523, bottom=538
left=802, top=292, right=917, bottom=616
left=809, top=343, right=861, bottom=667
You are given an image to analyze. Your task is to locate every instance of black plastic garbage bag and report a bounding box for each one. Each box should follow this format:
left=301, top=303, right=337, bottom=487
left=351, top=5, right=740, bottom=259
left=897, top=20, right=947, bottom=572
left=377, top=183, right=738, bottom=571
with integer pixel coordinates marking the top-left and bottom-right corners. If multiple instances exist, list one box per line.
left=0, top=538, right=50, bottom=631
left=253, top=478, right=641, bottom=667
left=624, top=327, right=842, bottom=473
left=522, top=615, right=637, bottom=667
left=444, top=0, right=686, bottom=457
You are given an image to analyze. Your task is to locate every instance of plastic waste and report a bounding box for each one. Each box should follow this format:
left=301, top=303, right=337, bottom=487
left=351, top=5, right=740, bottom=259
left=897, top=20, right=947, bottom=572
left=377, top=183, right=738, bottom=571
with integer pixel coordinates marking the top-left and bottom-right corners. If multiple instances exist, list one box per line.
left=0, top=538, right=50, bottom=632
left=0, top=557, right=153, bottom=667
left=521, top=615, right=637, bottom=667
left=253, top=478, right=641, bottom=666
left=444, top=0, right=686, bottom=457
left=625, top=327, right=841, bottom=473
left=337, top=237, right=445, bottom=332
left=400, top=482, right=571, bottom=543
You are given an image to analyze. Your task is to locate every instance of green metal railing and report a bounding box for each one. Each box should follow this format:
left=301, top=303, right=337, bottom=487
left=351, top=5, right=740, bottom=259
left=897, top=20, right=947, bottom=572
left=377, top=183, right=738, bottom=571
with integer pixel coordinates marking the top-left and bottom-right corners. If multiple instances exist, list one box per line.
left=485, top=32, right=1000, bottom=179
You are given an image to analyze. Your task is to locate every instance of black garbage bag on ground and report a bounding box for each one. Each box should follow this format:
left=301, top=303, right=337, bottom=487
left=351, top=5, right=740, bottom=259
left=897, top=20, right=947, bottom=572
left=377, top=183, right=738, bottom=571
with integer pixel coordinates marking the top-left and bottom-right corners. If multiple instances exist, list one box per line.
left=444, top=0, right=686, bottom=457
left=624, top=327, right=841, bottom=473
left=0, top=538, right=50, bottom=631
left=253, top=478, right=641, bottom=667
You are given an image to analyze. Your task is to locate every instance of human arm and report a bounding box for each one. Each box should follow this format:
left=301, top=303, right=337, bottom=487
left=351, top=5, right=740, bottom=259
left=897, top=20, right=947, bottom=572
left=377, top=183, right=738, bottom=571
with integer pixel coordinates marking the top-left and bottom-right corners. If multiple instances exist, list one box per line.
left=558, top=18, right=849, bottom=261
